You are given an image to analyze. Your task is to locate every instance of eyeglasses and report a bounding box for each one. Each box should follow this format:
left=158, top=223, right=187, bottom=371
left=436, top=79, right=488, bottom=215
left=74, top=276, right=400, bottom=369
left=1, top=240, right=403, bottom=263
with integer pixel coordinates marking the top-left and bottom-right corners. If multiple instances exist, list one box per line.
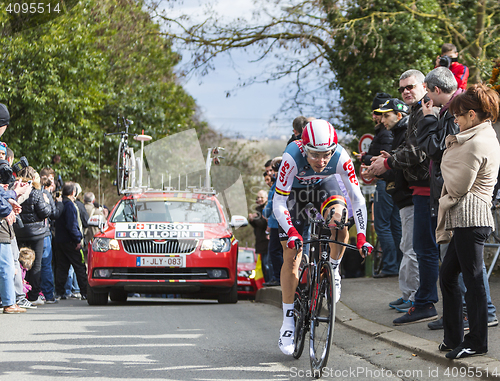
left=308, top=151, right=333, bottom=161
left=398, top=83, right=419, bottom=93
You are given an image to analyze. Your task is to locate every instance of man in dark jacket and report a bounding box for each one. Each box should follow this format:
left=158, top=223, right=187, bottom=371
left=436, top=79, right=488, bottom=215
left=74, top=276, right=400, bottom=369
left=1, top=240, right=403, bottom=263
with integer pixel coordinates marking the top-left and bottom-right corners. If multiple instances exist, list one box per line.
left=369, top=69, right=440, bottom=325
left=358, top=92, right=402, bottom=278
left=373, top=99, right=418, bottom=312
left=54, top=182, right=87, bottom=300
left=418, top=66, right=498, bottom=329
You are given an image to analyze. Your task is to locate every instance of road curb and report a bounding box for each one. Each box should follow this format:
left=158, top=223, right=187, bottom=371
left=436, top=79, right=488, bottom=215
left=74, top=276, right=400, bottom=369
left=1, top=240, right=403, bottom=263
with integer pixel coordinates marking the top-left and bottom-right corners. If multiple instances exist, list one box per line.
left=256, top=286, right=500, bottom=380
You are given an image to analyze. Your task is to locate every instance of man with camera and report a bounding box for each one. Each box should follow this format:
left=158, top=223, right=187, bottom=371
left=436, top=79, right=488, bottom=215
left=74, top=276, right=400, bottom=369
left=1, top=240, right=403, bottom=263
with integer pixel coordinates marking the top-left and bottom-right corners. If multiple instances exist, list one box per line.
left=435, top=43, right=469, bottom=90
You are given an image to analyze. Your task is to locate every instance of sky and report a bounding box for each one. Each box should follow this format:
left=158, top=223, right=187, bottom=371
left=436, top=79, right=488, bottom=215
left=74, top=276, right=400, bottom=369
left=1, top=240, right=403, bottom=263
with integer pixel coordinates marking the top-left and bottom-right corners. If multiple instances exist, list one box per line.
left=163, top=0, right=300, bottom=140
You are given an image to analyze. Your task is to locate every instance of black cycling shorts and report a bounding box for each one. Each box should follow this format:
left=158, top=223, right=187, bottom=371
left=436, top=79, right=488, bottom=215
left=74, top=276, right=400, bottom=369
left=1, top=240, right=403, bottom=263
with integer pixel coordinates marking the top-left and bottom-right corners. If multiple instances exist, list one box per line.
left=278, top=176, right=346, bottom=241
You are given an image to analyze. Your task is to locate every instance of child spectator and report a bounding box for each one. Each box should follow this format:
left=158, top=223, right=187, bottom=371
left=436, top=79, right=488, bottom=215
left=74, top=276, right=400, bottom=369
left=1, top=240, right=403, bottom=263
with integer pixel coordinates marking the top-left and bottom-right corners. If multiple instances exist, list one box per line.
left=18, top=247, right=35, bottom=296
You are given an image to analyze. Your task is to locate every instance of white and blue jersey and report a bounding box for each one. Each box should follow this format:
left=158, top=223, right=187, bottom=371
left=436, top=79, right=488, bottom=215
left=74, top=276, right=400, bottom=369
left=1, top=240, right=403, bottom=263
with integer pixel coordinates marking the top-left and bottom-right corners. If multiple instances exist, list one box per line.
left=273, top=140, right=367, bottom=238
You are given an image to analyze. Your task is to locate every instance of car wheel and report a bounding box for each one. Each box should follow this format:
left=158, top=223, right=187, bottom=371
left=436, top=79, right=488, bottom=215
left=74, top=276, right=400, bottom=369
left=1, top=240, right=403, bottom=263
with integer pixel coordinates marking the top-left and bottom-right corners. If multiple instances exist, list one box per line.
left=109, top=289, right=128, bottom=303
left=87, top=286, right=109, bottom=306
left=218, top=279, right=238, bottom=304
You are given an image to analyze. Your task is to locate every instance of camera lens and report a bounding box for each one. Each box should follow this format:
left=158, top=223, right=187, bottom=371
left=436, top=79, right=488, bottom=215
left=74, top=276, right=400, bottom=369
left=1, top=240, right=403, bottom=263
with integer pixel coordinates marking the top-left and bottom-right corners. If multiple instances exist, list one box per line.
left=439, top=56, right=452, bottom=68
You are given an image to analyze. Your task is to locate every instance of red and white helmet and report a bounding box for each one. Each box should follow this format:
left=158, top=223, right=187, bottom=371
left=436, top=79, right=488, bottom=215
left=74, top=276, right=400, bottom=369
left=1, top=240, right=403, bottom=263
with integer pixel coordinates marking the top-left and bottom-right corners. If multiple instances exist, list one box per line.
left=301, top=119, right=338, bottom=153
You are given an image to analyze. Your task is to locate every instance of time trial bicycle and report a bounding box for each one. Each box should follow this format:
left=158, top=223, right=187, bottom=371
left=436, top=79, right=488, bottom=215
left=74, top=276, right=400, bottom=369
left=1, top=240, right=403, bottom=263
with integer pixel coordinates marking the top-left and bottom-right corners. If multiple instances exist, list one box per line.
left=292, top=202, right=367, bottom=378
left=104, top=116, right=137, bottom=195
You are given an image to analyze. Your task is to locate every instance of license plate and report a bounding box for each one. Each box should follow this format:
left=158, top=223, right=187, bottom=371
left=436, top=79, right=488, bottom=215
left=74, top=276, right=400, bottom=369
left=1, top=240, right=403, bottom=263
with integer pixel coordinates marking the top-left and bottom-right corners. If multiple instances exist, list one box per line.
left=136, top=256, right=185, bottom=267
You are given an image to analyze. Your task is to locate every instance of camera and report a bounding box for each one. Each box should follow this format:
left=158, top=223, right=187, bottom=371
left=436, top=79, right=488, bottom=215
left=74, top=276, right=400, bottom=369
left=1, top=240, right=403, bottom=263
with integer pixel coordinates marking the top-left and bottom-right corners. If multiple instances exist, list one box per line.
left=0, top=160, right=14, bottom=185
left=438, top=55, right=453, bottom=68
left=12, top=156, right=28, bottom=175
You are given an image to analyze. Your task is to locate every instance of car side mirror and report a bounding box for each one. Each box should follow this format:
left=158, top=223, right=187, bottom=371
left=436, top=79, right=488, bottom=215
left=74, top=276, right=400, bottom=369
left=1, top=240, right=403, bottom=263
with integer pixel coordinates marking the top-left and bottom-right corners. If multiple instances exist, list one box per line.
left=230, top=215, right=248, bottom=228
left=88, top=215, right=107, bottom=233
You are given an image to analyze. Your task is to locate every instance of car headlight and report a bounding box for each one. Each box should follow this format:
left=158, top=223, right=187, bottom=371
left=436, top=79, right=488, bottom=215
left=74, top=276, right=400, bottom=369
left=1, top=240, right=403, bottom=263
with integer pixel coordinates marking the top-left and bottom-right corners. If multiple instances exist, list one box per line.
left=207, top=269, right=228, bottom=278
left=200, top=238, right=231, bottom=252
left=92, top=238, right=120, bottom=252
left=93, top=269, right=113, bottom=278
left=238, top=269, right=256, bottom=279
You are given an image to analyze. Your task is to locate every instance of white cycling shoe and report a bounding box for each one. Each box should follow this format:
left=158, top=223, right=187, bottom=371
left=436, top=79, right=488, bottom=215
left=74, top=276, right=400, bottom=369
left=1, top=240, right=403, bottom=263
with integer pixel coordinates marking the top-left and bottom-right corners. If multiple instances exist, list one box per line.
left=278, top=325, right=295, bottom=355
left=334, top=269, right=341, bottom=304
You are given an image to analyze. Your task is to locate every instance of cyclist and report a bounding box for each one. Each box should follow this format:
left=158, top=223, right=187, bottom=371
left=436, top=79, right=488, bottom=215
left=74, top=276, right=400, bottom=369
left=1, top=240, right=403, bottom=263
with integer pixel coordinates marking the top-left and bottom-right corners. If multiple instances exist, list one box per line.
left=273, top=119, right=372, bottom=355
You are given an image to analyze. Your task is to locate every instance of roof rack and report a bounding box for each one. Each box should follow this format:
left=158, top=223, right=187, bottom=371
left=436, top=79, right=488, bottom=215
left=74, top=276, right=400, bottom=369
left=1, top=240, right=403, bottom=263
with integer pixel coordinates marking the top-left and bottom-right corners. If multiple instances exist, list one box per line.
left=117, top=132, right=223, bottom=197
left=121, top=186, right=216, bottom=196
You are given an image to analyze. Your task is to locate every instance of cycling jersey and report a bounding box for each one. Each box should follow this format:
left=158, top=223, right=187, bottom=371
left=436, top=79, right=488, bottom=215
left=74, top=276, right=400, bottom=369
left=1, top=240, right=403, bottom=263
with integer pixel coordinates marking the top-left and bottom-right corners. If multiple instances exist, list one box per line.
left=273, top=140, right=367, bottom=238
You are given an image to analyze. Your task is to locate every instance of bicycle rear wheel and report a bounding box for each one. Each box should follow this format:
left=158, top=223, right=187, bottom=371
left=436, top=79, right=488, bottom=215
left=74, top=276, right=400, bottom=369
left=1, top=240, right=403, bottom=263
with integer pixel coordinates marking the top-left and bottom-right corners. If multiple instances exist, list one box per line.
left=293, top=256, right=309, bottom=359
left=309, top=261, right=335, bottom=376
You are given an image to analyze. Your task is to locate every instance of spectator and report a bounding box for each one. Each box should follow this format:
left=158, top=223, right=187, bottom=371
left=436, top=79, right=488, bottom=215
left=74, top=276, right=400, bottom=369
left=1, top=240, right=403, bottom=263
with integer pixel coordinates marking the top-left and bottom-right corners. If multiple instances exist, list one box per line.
left=0, top=145, right=32, bottom=309
left=369, top=69, right=440, bottom=325
left=249, top=190, right=272, bottom=282
left=420, top=67, right=498, bottom=331
left=0, top=102, right=32, bottom=314
left=83, top=192, right=103, bottom=245
left=39, top=169, right=63, bottom=304
left=0, top=142, right=6, bottom=161
left=358, top=92, right=402, bottom=278
left=287, top=116, right=308, bottom=145
left=437, top=84, right=500, bottom=359
left=62, top=183, right=89, bottom=299
left=74, top=183, right=89, bottom=231
left=14, top=166, right=52, bottom=305
left=18, top=247, right=35, bottom=295
left=371, top=98, right=418, bottom=312
left=264, top=172, right=273, bottom=188
left=54, top=182, right=87, bottom=300
left=264, top=159, right=275, bottom=178
left=262, top=157, right=283, bottom=287
left=435, top=43, right=469, bottom=90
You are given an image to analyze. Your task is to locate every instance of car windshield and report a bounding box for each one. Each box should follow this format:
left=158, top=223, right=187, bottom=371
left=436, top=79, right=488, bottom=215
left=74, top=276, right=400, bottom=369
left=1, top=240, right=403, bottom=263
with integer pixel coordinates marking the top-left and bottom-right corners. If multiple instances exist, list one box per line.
left=111, top=198, right=221, bottom=223
left=238, top=250, right=255, bottom=263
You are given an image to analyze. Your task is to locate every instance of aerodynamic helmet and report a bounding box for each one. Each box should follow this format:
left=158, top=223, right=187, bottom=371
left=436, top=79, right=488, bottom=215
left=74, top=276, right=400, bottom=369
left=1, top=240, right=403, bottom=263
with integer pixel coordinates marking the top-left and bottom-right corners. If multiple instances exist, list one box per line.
left=301, top=119, right=338, bottom=153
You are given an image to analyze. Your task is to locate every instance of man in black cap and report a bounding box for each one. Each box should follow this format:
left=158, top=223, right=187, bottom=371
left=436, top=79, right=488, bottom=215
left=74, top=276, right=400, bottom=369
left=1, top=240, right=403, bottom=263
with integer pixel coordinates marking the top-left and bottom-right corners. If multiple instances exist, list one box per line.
left=356, top=92, right=403, bottom=279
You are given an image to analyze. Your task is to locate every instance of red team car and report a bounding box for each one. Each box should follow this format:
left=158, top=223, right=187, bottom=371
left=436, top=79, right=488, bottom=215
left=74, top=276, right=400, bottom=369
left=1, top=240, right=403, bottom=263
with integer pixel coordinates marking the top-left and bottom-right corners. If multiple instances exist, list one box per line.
left=87, top=190, right=247, bottom=305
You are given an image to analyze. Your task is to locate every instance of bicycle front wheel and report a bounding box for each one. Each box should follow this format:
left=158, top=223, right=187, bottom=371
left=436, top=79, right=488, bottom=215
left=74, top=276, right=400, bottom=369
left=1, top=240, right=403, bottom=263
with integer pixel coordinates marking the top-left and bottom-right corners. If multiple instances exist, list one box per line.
left=293, top=256, right=309, bottom=359
left=309, top=261, right=335, bottom=376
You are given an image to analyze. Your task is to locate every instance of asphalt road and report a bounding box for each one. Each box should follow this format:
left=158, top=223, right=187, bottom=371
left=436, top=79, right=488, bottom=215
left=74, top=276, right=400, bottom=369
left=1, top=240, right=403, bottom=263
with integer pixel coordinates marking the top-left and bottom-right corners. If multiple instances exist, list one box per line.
left=0, top=297, right=484, bottom=380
